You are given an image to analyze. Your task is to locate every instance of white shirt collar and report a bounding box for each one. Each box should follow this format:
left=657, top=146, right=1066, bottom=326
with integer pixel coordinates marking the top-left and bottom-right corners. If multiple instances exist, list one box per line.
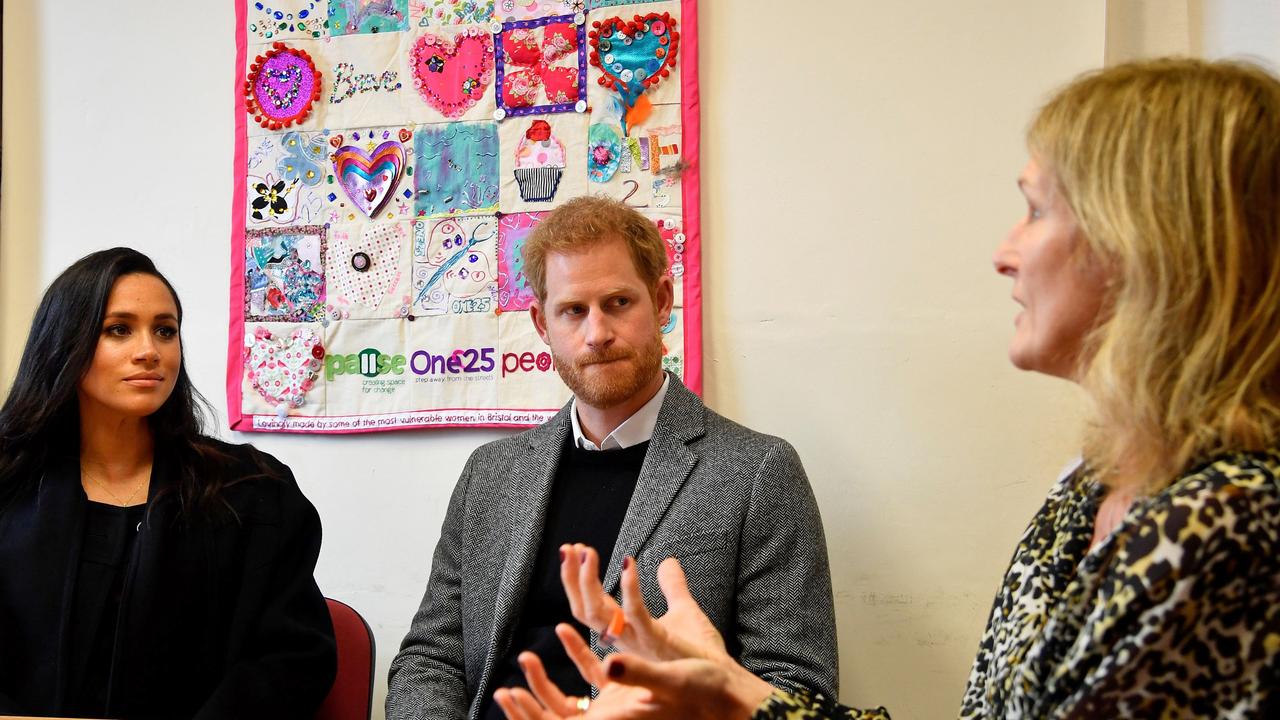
left=571, top=375, right=670, bottom=451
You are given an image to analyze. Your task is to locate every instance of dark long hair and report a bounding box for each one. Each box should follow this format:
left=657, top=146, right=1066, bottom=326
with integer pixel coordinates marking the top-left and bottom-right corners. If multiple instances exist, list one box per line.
left=0, top=248, right=256, bottom=517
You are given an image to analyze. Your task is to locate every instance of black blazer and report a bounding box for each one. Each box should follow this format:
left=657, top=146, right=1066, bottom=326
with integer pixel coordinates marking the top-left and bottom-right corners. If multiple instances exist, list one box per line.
left=0, top=439, right=336, bottom=719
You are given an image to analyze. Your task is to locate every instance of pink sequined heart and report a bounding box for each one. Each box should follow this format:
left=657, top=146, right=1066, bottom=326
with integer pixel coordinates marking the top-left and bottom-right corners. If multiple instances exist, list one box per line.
left=409, top=29, right=494, bottom=119
left=244, top=326, right=323, bottom=409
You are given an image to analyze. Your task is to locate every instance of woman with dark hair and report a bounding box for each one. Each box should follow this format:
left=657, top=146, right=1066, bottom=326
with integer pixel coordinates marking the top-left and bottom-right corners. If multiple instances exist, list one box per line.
left=0, top=248, right=336, bottom=719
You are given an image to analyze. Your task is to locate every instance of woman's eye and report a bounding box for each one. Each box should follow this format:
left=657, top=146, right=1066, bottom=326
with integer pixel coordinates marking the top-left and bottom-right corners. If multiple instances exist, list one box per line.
left=157, top=326, right=179, bottom=339
left=105, top=324, right=129, bottom=337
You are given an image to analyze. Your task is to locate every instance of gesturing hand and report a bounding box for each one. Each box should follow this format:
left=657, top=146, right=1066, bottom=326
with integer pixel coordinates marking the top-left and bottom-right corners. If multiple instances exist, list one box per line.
left=494, top=622, right=771, bottom=720
left=559, top=544, right=727, bottom=664
left=493, top=623, right=660, bottom=720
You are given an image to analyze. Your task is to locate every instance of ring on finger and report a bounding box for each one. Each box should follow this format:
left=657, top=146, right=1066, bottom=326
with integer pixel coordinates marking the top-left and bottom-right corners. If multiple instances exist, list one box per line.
left=575, top=696, right=591, bottom=712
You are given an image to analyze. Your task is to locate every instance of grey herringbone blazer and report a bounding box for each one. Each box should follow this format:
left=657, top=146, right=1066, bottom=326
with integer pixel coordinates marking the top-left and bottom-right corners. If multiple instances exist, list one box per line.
left=386, top=376, right=838, bottom=720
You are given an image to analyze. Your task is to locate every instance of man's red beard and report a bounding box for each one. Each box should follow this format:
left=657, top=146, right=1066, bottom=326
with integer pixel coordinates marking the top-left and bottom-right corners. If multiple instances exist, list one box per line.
left=552, top=329, right=664, bottom=409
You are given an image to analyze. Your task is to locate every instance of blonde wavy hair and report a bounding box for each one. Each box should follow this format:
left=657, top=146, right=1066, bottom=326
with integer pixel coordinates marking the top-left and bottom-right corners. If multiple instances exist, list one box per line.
left=1028, top=58, right=1280, bottom=492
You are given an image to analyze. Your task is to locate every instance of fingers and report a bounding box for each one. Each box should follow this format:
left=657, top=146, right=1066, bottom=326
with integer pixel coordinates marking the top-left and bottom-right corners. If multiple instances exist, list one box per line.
left=601, top=653, right=679, bottom=696
left=656, top=557, right=695, bottom=611
left=494, top=687, right=559, bottom=720
left=562, top=544, right=621, bottom=633
left=517, top=651, right=575, bottom=716
left=556, top=623, right=607, bottom=688
left=560, top=544, right=587, bottom=625
left=578, top=545, right=615, bottom=627
left=617, top=555, right=659, bottom=648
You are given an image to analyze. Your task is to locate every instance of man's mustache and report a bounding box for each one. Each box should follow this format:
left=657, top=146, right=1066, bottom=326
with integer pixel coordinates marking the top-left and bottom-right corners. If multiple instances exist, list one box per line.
left=574, top=349, right=634, bottom=368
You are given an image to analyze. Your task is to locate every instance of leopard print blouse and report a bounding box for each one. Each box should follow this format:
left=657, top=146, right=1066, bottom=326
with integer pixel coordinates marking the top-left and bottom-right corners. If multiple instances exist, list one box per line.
left=752, top=688, right=888, bottom=719
left=960, top=450, right=1280, bottom=718
left=752, top=450, right=1280, bottom=720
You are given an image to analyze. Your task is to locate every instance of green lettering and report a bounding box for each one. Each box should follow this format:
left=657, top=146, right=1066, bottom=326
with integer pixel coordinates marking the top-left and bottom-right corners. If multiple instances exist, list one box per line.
left=325, top=355, right=345, bottom=381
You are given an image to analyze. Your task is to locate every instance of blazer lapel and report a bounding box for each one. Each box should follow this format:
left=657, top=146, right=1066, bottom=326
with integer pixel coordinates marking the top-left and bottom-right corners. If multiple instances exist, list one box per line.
left=601, top=377, right=706, bottom=594
left=0, top=451, right=87, bottom=712
left=473, top=406, right=569, bottom=709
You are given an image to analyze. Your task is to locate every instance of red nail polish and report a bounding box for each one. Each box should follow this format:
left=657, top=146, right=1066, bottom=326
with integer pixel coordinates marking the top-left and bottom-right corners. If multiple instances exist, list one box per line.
left=622, top=556, right=632, bottom=570
left=559, top=547, right=566, bottom=562
left=607, top=661, right=625, bottom=679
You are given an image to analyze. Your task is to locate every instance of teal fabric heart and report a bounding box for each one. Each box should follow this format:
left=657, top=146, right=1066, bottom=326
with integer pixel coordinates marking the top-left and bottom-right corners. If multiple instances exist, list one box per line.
left=589, top=12, right=679, bottom=110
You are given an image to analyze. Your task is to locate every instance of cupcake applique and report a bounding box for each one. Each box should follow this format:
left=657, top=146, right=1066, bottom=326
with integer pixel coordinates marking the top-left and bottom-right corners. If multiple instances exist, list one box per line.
left=514, top=120, right=565, bottom=202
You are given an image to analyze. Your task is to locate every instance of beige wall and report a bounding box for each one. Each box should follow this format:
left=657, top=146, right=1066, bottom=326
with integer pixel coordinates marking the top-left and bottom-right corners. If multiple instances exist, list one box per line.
left=698, top=3, right=1103, bottom=713
left=0, top=0, right=41, bottom=390
left=26, top=1, right=1280, bottom=717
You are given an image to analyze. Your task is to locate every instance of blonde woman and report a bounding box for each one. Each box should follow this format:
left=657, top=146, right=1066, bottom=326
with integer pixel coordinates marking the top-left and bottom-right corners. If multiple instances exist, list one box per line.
left=494, top=58, right=1280, bottom=719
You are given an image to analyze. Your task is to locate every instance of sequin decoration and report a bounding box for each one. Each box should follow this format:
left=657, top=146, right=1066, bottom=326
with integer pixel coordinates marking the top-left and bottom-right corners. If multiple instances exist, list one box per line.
left=587, top=122, right=621, bottom=182
left=245, top=42, right=323, bottom=129
left=588, top=12, right=679, bottom=132
left=409, top=27, right=494, bottom=118
left=329, top=0, right=409, bottom=35
left=244, top=225, right=328, bottom=322
left=248, top=1, right=323, bottom=40
left=332, top=140, right=408, bottom=217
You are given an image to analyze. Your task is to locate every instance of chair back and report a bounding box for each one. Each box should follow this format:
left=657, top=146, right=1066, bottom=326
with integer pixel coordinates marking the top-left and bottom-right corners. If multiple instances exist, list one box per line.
left=315, top=597, right=376, bottom=720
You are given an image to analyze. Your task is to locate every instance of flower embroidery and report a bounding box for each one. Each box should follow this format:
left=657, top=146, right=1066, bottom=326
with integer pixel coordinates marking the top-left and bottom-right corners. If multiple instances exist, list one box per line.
left=252, top=178, right=296, bottom=220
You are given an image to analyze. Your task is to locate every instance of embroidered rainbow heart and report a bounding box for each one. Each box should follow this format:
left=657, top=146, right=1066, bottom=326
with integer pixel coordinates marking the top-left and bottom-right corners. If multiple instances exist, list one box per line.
left=243, top=326, right=323, bottom=410
left=333, top=140, right=406, bottom=218
left=588, top=13, right=679, bottom=110
left=409, top=29, right=494, bottom=119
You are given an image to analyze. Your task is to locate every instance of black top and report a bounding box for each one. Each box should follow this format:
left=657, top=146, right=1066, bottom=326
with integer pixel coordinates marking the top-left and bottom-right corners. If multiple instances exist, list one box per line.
left=67, top=501, right=147, bottom=717
left=481, top=437, right=650, bottom=720
left=0, top=440, right=336, bottom=719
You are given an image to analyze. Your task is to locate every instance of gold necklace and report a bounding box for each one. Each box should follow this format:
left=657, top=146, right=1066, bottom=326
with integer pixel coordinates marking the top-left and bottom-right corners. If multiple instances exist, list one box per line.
left=83, top=469, right=149, bottom=507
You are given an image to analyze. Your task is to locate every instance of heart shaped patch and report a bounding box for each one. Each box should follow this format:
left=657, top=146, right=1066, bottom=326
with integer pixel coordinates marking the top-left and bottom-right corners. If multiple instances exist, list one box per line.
left=333, top=223, right=406, bottom=309
left=410, top=28, right=494, bottom=119
left=333, top=140, right=406, bottom=217
left=588, top=13, right=679, bottom=110
left=244, top=326, right=323, bottom=410
left=244, top=42, right=323, bottom=130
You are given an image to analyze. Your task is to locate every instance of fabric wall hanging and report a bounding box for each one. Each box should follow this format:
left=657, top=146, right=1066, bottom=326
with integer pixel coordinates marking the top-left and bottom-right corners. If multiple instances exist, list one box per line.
left=230, top=0, right=701, bottom=432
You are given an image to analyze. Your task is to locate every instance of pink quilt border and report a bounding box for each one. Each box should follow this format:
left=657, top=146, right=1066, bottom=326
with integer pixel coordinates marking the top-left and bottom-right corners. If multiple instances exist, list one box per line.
left=226, top=0, right=702, bottom=431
